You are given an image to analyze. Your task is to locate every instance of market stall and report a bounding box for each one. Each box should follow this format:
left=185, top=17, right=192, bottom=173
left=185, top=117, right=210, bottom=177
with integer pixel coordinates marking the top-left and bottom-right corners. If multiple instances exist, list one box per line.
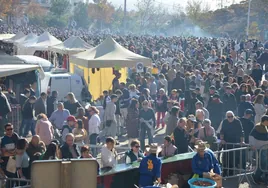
left=49, top=36, right=92, bottom=70
left=69, top=36, right=152, bottom=99
left=19, top=31, right=62, bottom=59
left=97, top=152, right=194, bottom=188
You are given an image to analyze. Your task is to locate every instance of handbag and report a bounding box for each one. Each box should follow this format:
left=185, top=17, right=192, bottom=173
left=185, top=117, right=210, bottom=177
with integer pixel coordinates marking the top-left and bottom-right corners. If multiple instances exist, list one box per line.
left=6, top=156, right=16, bottom=174
left=105, top=120, right=113, bottom=127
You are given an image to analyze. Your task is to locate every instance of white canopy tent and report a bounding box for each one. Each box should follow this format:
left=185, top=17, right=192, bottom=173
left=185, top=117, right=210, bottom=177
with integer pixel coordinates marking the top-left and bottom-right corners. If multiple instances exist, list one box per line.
left=14, top=33, right=38, bottom=46
left=70, top=36, right=152, bottom=68
left=17, top=34, right=39, bottom=55
left=15, top=55, right=54, bottom=72
left=3, top=31, right=25, bottom=44
left=0, top=64, right=42, bottom=77
left=0, top=51, right=25, bottom=64
left=23, top=31, right=62, bottom=55
left=50, top=36, right=92, bottom=55
left=0, top=34, right=15, bottom=41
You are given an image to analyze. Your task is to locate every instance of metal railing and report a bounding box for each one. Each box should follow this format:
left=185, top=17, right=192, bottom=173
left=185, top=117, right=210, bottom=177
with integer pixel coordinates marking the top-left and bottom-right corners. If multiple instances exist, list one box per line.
left=0, top=178, right=31, bottom=188
left=213, top=142, right=257, bottom=187
left=89, top=144, right=129, bottom=164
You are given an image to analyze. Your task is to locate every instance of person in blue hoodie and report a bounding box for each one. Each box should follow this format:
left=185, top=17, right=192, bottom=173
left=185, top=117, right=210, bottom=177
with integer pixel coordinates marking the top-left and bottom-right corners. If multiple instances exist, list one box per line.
left=192, top=141, right=222, bottom=187
left=139, top=143, right=162, bottom=187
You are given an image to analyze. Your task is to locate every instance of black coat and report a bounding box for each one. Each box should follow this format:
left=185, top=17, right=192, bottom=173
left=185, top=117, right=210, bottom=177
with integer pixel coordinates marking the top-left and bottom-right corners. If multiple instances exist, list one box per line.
left=173, top=127, right=189, bottom=154
left=238, top=102, right=255, bottom=118
left=22, top=101, right=34, bottom=119
left=172, top=76, right=185, bottom=92
left=239, top=117, right=254, bottom=144
left=207, top=100, right=224, bottom=130
left=60, top=143, right=80, bottom=159
left=19, top=94, right=28, bottom=107
left=0, top=93, right=11, bottom=117
left=47, top=96, right=57, bottom=118
left=222, top=93, right=237, bottom=113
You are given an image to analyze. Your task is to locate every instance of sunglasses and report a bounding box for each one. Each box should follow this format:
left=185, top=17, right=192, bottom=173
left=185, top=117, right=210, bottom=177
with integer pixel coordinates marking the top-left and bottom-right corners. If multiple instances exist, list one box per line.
left=135, top=145, right=140, bottom=148
left=227, top=116, right=233, bottom=118
left=6, top=128, right=13, bottom=131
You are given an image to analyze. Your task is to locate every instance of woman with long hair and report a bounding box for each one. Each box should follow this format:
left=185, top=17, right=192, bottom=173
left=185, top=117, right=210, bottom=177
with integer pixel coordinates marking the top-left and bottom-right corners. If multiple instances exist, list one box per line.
left=35, top=113, right=54, bottom=146
left=254, top=94, right=266, bottom=124
left=64, top=92, right=82, bottom=115
left=42, top=142, right=58, bottom=160
left=72, top=119, right=88, bottom=146
left=126, top=99, right=140, bottom=145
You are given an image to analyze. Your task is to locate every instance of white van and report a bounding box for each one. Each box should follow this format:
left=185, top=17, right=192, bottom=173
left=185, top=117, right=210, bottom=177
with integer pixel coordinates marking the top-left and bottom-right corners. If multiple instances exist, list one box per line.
left=41, top=69, right=87, bottom=102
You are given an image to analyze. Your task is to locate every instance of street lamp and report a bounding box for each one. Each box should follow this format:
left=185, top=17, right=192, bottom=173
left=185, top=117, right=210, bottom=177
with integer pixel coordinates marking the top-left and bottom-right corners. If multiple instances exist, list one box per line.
left=246, top=0, right=252, bottom=38
left=123, top=0, right=127, bottom=33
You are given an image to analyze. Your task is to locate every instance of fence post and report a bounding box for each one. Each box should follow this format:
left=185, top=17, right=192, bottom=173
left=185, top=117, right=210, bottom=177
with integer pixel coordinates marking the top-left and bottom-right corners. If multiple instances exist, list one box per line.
left=60, top=160, right=72, bottom=188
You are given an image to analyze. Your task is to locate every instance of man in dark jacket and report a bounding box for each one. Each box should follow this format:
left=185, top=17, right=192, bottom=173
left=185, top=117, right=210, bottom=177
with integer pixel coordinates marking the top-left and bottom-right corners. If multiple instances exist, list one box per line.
left=60, top=133, right=80, bottom=159
left=19, top=89, right=30, bottom=108
left=239, top=109, right=254, bottom=144
left=0, top=87, right=12, bottom=136
left=222, top=86, right=237, bottom=114
left=187, top=92, right=200, bottom=116
left=21, top=96, right=36, bottom=137
left=47, top=91, right=58, bottom=118
left=34, top=92, right=47, bottom=117
left=119, top=82, right=130, bottom=128
left=172, top=72, right=185, bottom=93
left=238, top=95, right=255, bottom=119
left=257, top=48, right=268, bottom=72
left=207, top=94, right=224, bottom=130
left=251, top=64, right=263, bottom=87
left=173, top=118, right=189, bottom=154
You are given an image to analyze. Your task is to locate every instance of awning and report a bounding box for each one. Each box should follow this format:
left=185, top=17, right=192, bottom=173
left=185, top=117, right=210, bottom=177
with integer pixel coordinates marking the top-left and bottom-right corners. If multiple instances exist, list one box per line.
left=0, top=64, right=42, bottom=77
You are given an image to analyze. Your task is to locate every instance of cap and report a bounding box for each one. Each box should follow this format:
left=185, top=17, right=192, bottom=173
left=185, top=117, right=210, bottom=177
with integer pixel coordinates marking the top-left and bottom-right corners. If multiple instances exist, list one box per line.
left=209, top=86, right=216, bottom=90
left=188, top=116, right=197, bottom=122
left=67, top=115, right=77, bottom=122
left=213, top=93, right=220, bottom=98
left=226, top=86, right=232, bottom=89
left=245, top=109, right=253, bottom=115
left=261, top=115, right=268, bottom=123
left=149, top=143, right=162, bottom=154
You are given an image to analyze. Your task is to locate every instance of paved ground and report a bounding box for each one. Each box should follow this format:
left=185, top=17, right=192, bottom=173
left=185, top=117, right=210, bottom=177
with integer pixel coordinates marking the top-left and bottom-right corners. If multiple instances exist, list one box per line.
left=223, top=176, right=268, bottom=188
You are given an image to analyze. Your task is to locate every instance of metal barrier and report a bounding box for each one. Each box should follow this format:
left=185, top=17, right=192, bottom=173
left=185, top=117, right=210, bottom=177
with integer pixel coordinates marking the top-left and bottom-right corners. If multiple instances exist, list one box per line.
left=213, top=143, right=257, bottom=187
left=257, top=144, right=268, bottom=183
left=8, top=105, right=22, bottom=133
left=0, top=178, right=31, bottom=188
left=89, top=144, right=129, bottom=164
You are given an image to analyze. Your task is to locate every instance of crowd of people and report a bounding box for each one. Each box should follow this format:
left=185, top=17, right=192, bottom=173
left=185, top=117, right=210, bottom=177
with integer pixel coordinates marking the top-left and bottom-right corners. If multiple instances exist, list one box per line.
left=1, top=22, right=268, bottom=186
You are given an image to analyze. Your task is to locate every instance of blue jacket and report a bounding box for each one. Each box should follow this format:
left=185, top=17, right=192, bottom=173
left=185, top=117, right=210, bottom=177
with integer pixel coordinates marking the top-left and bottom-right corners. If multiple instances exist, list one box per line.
left=192, top=150, right=221, bottom=177
left=139, top=154, right=162, bottom=187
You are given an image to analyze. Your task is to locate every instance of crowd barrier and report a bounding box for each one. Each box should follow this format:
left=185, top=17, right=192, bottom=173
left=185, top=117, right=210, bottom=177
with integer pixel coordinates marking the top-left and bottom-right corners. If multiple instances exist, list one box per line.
left=0, top=178, right=31, bottom=188
left=90, top=145, right=129, bottom=164
left=214, top=142, right=257, bottom=187
left=257, top=144, right=268, bottom=184
left=7, top=105, right=22, bottom=133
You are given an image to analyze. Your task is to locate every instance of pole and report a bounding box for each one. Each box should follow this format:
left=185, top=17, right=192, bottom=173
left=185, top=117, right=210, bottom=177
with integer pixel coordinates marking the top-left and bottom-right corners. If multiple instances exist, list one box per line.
left=246, top=0, right=251, bottom=38
left=123, top=0, right=127, bottom=33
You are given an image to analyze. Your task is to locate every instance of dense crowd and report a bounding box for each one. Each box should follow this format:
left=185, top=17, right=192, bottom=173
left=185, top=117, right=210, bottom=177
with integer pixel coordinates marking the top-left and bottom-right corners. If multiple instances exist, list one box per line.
left=1, top=23, right=268, bottom=186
